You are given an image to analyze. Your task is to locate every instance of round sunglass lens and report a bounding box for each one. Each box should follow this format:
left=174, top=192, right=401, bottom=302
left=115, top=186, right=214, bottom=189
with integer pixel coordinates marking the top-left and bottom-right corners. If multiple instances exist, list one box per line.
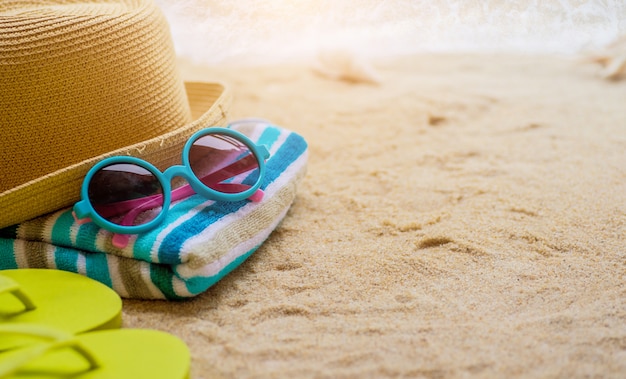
left=87, top=163, right=164, bottom=226
left=188, top=133, right=260, bottom=194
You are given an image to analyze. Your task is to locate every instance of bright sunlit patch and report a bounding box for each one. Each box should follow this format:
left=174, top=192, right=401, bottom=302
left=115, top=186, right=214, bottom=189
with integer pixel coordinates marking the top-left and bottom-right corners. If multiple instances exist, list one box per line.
left=155, top=0, right=626, bottom=65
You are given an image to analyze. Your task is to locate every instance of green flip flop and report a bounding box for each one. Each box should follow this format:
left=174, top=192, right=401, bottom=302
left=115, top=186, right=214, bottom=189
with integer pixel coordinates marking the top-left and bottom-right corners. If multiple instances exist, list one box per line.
left=0, top=324, right=190, bottom=378
left=0, top=269, right=122, bottom=350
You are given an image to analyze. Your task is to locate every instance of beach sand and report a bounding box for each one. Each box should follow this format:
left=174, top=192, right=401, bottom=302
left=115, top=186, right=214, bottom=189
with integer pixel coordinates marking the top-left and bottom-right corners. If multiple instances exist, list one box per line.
left=123, top=54, right=626, bottom=378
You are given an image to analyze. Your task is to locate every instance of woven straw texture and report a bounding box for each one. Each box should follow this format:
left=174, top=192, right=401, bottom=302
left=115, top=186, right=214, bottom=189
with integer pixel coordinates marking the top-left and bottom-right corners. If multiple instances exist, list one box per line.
left=0, top=0, right=231, bottom=228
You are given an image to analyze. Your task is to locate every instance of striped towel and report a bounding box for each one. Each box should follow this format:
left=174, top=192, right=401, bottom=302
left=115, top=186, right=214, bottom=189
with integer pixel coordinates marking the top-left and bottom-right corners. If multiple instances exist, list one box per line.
left=0, top=121, right=308, bottom=299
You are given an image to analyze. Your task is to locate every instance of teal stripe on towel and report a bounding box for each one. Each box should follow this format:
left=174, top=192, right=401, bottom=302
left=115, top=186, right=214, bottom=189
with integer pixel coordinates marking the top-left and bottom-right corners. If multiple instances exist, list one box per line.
left=85, top=251, right=113, bottom=288
left=150, top=264, right=182, bottom=300
left=51, top=211, right=77, bottom=247
left=75, top=222, right=102, bottom=253
left=53, top=246, right=80, bottom=273
left=256, top=125, right=282, bottom=149
left=182, top=245, right=259, bottom=295
left=0, top=239, right=18, bottom=269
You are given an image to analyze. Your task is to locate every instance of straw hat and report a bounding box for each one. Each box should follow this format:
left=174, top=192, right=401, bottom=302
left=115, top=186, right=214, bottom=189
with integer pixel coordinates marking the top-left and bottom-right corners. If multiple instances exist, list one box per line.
left=0, top=0, right=231, bottom=229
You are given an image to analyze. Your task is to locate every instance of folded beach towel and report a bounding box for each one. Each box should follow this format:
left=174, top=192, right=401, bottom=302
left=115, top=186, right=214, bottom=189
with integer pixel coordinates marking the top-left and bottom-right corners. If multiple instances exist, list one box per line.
left=0, top=121, right=308, bottom=299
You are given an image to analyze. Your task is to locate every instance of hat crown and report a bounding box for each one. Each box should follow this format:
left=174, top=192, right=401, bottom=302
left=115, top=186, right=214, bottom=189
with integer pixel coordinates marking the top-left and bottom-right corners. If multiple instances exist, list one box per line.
left=0, top=0, right=192, bottom=193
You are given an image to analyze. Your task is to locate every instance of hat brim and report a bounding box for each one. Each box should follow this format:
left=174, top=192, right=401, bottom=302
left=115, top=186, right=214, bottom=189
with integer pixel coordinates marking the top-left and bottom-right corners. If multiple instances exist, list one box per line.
left=0, top=82, right=232, bottom=229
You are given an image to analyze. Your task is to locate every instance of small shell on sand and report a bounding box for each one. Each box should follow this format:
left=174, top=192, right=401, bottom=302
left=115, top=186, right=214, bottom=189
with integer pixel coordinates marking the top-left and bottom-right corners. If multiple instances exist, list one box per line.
left=313, top=50, right=382, bottom=84
left=587, top=36, right=626, bottom=81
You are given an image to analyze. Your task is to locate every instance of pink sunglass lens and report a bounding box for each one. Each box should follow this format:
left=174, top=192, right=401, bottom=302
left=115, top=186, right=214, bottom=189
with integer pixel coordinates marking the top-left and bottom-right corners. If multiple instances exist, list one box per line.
left=87, top=163, right=164, bottom=226
left=188, top=134, right=260, bottom=194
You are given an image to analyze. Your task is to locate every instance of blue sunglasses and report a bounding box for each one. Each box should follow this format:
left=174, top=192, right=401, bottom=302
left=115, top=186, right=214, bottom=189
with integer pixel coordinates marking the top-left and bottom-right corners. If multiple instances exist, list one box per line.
left=73, top=127, right=269, bottom=248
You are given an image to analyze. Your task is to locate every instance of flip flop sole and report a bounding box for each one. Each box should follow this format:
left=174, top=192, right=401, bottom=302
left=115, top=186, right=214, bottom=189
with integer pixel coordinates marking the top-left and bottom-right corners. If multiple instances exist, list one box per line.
left=0, top=269, right=122, bottom=350
left=6, top=329, right=190, bottom=379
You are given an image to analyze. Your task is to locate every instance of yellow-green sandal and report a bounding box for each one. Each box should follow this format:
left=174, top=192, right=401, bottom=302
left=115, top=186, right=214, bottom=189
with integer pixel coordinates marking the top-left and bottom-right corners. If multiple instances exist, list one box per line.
left=0, top=269, right=122, bottom=350
left=0, top=324, right=190, bottom=378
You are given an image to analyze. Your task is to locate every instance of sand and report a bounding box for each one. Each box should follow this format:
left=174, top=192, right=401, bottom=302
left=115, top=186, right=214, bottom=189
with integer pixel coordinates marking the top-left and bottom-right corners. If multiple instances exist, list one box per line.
left=122, top=54, right=626, bottom=378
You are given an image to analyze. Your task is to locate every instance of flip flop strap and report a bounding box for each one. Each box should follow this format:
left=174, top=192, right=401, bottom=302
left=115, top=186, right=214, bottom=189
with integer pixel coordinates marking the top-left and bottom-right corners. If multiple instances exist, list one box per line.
left=0, top=324, right=99, bottom=377
left=0, top=276, right=36, bottom=313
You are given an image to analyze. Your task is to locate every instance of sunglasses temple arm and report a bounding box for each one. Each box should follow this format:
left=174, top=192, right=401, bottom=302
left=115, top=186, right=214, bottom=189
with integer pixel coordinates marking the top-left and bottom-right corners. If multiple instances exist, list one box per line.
left=93, top=194, right=163, bottom=219
left=110, top=194, right=168, bottom=248
left=199, top=153, right=260, bottom=184
left=92, top=184, right=193, bottom=219
left=114, top=184, right=198, bottom=226
left=112, top=184, right=261, bottom=240
left=111, top=185, right=263, bottom=248
left=170, top=154, right=264, bottom=201
left=116, top=180, right=263, bottom=225
left=197, top=154, right=265, bottom=202
left=169, top=182, right=262, bottom=202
